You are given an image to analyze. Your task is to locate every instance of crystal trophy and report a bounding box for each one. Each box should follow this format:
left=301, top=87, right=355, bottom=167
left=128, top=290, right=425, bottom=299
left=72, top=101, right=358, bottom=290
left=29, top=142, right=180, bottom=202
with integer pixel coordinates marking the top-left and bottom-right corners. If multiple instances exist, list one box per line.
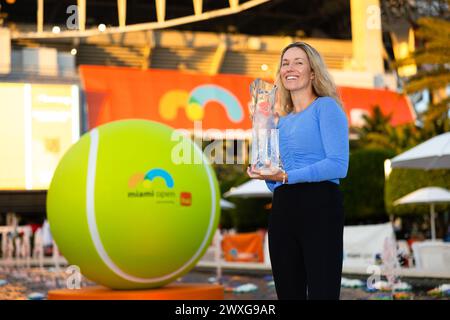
left=249, top=78, right=282, bottom=176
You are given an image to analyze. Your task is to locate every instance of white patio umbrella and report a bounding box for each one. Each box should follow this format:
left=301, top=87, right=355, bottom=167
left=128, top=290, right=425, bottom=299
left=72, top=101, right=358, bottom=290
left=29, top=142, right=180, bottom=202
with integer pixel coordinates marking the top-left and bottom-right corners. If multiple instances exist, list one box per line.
left=220, top=199, right=235, bottom=210
left=223, top=179, right=272, bottom=198
left=390, top=132, right=450, bottom=170
left=394, top=187, right=450, bottom=240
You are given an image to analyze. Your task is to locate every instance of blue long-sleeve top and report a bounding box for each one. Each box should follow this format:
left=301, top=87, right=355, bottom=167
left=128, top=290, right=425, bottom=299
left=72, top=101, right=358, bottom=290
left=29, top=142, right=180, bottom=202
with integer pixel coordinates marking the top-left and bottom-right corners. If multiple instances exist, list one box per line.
left=265, top=96, right=349, bottom=192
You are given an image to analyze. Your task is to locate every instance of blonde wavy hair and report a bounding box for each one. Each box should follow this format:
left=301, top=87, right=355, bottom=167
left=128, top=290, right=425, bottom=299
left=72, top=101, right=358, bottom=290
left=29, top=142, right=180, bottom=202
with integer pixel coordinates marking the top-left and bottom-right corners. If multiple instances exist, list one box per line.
left=275, top=42, right=343, bottom=115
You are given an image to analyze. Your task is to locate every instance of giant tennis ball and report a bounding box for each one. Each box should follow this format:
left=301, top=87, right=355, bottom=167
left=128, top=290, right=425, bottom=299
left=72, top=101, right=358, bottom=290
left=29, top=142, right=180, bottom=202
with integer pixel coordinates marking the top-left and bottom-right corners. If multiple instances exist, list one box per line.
left=47, top=120, right=220, bottom=289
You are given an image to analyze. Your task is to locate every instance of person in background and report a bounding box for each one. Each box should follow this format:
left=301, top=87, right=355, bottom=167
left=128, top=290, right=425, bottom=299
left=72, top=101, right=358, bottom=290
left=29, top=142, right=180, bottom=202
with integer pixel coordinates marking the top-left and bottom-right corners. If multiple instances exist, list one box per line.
left=444, top=225, right=450, bottom=242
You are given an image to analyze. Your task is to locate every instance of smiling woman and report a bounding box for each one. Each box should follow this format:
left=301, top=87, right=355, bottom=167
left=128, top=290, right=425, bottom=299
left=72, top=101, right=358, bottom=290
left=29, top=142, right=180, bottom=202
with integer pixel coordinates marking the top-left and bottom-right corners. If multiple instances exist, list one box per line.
left=247, top=42, right=349, bottom=300
left=276, top=43, right=343, bottom=116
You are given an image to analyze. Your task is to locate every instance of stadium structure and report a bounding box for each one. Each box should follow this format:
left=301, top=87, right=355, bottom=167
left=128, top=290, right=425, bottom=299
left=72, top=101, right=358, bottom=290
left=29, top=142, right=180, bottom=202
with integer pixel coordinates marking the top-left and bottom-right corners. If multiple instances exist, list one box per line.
left=0, top=0, right=418, bottom=216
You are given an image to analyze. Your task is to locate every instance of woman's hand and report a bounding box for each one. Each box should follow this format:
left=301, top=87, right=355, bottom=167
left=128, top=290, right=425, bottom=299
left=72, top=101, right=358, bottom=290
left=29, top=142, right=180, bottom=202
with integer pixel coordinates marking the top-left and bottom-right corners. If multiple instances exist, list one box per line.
left=274, top=111, right=280, bottom=126
left=248, top=102, right=255, bottom=121
left=247, top=165, right=262, bottom=179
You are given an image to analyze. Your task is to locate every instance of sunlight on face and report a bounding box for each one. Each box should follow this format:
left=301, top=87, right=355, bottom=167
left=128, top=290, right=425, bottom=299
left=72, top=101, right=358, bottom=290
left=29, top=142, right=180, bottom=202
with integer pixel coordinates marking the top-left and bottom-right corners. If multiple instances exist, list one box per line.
left=280, top=47, right=314, bottom=92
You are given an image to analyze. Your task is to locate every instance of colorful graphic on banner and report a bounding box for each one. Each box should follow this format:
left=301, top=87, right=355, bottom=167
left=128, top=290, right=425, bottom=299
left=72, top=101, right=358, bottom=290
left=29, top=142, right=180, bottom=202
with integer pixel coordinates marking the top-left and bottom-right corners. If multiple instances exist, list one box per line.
left=159, top=85, right=244, bottom=123
left=79, top=65, right=415, bottom=131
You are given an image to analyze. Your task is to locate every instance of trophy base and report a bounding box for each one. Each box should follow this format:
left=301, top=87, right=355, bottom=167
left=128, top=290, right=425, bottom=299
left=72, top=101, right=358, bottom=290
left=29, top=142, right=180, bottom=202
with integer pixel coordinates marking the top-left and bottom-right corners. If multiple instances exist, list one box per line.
left=259, top=167, right=282, bottom=175
left=250, top=164, right=282, bottom=176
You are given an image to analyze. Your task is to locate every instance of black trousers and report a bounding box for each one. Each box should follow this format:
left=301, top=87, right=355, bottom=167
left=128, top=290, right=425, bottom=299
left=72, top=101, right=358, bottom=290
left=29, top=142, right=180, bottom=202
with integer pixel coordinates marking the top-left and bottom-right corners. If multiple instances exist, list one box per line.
left=268, top=181, right=345, bottom=300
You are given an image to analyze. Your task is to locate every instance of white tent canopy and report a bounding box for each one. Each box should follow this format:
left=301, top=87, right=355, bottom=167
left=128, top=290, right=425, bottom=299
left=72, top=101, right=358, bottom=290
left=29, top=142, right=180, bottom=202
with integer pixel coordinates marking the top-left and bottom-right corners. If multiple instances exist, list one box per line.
left=220, top=199, right=236, bottom=210
left=394, top=187, right=450, bottom=240
left=394, top=187, right=450, bottom=205
left=223, top=179, right=272, bottom=198
left=390, top=132, right=450, bottom=170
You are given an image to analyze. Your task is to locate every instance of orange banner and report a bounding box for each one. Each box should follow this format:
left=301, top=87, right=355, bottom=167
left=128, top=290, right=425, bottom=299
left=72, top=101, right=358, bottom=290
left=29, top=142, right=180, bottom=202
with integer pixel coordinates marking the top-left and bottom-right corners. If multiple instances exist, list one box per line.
left=80, top=66, right=253, bottom=131
left=221, top=231, right=264, bottom=263
left=79, top=65, right=415, bottom=131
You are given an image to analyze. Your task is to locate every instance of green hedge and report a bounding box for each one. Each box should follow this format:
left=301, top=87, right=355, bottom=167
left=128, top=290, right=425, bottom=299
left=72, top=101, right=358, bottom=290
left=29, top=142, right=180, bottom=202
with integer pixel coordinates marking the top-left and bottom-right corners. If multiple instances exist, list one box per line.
left=212, top=163, right=248, bottom=195
left=340, top=148, right=396, bottom=223
left=226, top=198, right=271, bottom=232
left=213, top=148, right=437, bottom=229
left=212, top=164, right=271, bottom=232
left=385, top=168, right=450, bottom=216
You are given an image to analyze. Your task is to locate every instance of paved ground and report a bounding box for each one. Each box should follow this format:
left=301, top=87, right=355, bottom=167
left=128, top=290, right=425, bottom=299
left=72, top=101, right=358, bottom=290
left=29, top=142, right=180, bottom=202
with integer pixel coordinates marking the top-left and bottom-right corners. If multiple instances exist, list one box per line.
left=0, top=266, right=448, bottom=300
left=180, top=270, right=449, bottom=300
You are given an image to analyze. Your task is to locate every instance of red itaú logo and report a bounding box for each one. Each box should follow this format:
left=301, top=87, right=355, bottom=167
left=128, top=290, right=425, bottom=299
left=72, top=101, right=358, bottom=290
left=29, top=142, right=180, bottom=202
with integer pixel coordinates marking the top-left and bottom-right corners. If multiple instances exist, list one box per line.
left=180, top=192, right=192, bottom=206
left=258, top=101, right=271, bottom=117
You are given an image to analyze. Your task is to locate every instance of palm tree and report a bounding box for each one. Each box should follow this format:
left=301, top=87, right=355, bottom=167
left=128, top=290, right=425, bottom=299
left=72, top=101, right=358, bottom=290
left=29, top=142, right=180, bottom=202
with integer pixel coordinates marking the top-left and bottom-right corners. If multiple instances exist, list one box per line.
left=395, top=1, right=450, bottom=137
left=356, top=105, right=421, bottom=153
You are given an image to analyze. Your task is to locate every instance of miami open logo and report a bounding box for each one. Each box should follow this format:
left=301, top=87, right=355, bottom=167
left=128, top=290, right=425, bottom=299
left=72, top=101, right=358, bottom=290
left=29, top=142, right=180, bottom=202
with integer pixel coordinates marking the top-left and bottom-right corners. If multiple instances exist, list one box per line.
left=127, top=168, right=191, bottom=206
left=159, top=84, right=244, bottom=123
